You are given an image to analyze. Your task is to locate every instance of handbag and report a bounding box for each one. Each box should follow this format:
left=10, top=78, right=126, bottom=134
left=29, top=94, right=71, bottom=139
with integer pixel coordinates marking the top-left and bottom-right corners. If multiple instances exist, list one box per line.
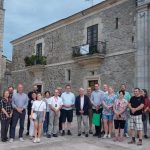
left=92, top=113, right=101, bottom=126
left=32, top=101, right=43, bottom=120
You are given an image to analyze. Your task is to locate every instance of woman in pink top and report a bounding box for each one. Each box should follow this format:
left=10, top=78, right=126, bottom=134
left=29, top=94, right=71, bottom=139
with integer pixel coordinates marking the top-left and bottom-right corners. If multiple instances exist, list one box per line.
left=113, top=90, right=128, bottom=142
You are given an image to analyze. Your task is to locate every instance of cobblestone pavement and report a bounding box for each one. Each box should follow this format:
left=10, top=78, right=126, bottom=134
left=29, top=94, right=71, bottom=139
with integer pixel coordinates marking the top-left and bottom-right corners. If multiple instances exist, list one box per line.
left=0, top=114, right=149, bottom=150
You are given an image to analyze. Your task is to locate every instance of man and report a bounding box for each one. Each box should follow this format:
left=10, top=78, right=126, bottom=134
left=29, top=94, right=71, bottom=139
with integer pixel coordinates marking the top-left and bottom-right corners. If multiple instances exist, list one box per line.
left=8, top=86, right=14, bottom=99
left=61, top=85, right=75, bottom=136
left=117, top=84, right=131, bottom=137
left=128, top=88, right=144, bottom=145
left=91, top=83, right=106, bottom=138
left=103, top=84, right=109, bottom=94
left=75, top=88, right=91, bottom=137
left=10, top=84, right=28, bottom=142
left=86, top=87, right=93, bottom=134
left=47, top=89, right=63, bottom=138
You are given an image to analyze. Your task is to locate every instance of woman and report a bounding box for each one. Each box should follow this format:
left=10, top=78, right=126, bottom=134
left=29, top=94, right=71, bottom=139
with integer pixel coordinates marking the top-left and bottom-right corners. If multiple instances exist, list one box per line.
left=43, top=91, right=50, bottom=136
left=102, top=86, right=116, bottom=138
left=31, top=93, right=46, bottom=143
left=0, top=90, right=13, bottom=142
left=29, top=92, right=37, bottom=139
left=113, top=90, right=128, bottom=142
left=140, top=89, right=149, bottom=139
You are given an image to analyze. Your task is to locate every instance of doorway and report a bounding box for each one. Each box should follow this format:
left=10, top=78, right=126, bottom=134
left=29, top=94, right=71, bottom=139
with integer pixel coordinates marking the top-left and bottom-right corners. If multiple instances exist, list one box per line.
left=88, top=80, right=98, bottom=91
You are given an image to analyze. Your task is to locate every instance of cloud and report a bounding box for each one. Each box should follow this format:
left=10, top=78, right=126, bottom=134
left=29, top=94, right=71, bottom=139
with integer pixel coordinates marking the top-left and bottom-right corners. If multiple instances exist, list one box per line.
left=3, top=0, right=104, bottom=60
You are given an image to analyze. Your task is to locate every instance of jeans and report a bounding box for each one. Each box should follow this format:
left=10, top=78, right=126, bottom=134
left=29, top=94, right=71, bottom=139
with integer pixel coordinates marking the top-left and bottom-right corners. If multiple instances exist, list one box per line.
left=143, top=113, right=149, bottom=135
left=10, top=110, right=26, bottom=138
left=124, top=119, right=128, bottom=134
left=43, top=112, right=49, bottom=133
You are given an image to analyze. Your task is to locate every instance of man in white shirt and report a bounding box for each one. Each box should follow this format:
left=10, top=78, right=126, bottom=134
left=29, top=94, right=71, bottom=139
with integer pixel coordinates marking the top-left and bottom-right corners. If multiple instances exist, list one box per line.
left=61, top=85, right=75, bottom=136
left=47, top=89, right=63, bottom=138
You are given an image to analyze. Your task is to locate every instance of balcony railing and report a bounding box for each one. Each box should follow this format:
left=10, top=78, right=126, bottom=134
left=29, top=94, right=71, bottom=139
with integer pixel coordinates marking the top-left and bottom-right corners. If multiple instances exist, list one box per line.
left=72, top=41, right=106, bottom=57
left=24, top=55, right=47, bottom=67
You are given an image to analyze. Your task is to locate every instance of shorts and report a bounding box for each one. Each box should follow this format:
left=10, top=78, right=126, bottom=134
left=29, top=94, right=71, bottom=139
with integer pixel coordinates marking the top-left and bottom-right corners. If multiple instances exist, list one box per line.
left=61, top=109, right=73, bottom=123
left=102, top=114, right=113, bottom=121
left=114, top=120, right=126, bottom=129
left=34, top=111, right=44, bottom=123
left=130, top=115, right=143, bottom=131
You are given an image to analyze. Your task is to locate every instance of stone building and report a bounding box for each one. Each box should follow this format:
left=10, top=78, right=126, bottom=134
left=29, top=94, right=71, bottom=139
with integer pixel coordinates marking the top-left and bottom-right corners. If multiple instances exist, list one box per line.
left=0, top=0, right=12, bottom=94
left=10, top=0, right=150, bottom=94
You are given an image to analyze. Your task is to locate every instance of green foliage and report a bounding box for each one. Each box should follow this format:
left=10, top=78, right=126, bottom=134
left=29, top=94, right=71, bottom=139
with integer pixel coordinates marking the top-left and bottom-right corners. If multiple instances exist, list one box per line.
left=24, top=55, right=47, bottom=66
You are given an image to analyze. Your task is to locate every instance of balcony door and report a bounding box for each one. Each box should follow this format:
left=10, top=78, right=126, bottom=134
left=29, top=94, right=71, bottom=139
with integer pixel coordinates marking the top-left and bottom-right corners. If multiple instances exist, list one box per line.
left=87, top=24, right=98, bottom=53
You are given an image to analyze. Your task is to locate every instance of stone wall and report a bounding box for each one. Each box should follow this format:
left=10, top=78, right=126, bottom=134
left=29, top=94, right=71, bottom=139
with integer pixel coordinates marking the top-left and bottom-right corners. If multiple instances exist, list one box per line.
left=11, top=0, right=136, bottom=94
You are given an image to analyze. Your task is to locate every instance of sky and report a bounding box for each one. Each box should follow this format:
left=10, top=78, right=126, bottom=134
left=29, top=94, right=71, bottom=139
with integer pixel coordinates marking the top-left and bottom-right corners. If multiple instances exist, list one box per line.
left=3, top=0, right=104, bottom=60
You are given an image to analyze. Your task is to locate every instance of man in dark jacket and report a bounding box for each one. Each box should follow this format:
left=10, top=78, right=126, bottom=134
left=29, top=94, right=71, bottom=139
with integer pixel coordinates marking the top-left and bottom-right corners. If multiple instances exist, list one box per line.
left=75, top=88, right=91, bottom=137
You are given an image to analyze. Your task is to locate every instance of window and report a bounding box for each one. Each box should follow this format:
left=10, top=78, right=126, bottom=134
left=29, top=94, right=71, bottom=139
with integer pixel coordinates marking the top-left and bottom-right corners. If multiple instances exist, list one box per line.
left=132, top=36, right=134, bottom=43
left=87, top=24, right=98, bottom=46
left=116, top=18, right=119, bottom=29
left=65, top=69, right=71, bottom=82
left=36, top=43, right=42, bottom=56
left=37, top=85, right=42, bottom=92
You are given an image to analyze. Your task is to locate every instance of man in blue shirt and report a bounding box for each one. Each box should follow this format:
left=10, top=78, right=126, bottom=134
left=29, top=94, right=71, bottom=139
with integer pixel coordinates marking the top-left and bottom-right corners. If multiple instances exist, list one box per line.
left=91, top=83, right=106, bottom=138
left=10, top=84, right=28, bottom=143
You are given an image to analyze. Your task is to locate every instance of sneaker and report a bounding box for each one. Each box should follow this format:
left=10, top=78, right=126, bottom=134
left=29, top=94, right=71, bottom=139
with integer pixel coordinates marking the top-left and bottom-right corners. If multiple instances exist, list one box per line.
left=33, top=138, right=37, bottom=143
left=26, top=132, right=29, bottom=136
left=93, top=133, right=98, bottom=137
left=47, top=134, right=51, bottom=138
left=53, top=134, right=58, bottom=137
left=19, top=138, right=24, bottom=142
left=61, top=130, right=65, bottom=136
left=37, top=138, right=40, bottom=143
left=67, top=130, right=72, bottom=136
left=78, top=133, right=81, bottom=136
left=144, top=135, right=148, bottom=139
left=9, top=138, right=14, bottom=143
left=85, top=134, right=88, bottom=137
left=125, top=133, right=130, bottom=138
left=137, top=141, right=142, bottom=146
left=102, top=134, right=107, bottom=139
left=128, top=140, right=136, bottom=144
left=108, top=134, right=111, bottom=139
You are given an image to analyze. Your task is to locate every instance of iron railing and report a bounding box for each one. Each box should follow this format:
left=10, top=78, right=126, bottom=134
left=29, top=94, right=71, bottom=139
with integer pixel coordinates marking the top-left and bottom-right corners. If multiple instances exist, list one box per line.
left=72, top=41, right=106, bottom=57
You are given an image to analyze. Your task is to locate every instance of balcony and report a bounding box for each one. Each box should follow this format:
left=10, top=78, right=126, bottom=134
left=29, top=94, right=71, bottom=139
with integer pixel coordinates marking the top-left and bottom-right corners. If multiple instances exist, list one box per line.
left=24, top=55, right=47, bottom=66
left=24, top=55, right=46, bottom=77
left=72, top=41, right=106, bottom=66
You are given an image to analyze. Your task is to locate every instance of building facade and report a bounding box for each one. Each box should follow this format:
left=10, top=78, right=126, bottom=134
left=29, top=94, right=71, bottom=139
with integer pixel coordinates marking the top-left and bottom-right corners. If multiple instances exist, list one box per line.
left=9, top=0, right=150, bottom=94
left=0, top=0, right=12, bottom=94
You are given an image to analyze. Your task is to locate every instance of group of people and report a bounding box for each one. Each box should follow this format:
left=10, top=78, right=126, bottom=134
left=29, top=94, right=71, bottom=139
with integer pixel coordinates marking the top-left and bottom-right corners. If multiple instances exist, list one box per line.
left=0, top=83, right=149, bottom=146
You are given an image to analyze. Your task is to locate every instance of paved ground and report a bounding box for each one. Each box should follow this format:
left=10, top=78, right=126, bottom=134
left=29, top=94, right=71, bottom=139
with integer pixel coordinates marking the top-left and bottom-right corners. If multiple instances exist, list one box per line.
left=0, top=114, right=149, bottom=150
